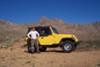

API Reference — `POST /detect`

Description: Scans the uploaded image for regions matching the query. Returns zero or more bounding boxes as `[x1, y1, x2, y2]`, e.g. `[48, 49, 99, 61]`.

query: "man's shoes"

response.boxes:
[36, 51, 40, 53]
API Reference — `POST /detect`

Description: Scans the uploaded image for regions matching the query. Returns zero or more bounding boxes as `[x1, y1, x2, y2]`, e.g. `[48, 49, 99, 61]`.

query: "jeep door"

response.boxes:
[36, 27, 56, 45]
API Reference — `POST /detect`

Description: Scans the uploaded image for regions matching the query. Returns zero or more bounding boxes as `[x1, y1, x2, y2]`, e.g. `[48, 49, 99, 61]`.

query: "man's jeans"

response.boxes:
[31, 39, 40, 52]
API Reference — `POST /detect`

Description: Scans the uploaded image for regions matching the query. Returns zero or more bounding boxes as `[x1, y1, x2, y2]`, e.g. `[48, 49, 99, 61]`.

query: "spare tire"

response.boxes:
[28, 44, 35, 53]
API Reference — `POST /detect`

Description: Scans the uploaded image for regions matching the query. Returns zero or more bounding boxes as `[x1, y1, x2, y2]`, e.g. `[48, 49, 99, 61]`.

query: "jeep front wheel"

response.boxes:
[61, 41, 75, 53]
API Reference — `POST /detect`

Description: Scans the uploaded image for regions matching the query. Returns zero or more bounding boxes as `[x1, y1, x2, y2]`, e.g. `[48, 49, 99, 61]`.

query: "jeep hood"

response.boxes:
[55, 33, 79, 42]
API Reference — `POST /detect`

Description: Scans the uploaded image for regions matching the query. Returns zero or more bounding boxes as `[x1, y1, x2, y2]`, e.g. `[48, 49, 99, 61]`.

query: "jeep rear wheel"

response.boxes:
[61, 41, 75, 53]
[39, 46, 47, 52]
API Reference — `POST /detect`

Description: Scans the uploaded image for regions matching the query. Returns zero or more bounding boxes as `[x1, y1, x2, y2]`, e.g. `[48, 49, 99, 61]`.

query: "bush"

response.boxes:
[77, 40, 100, 51]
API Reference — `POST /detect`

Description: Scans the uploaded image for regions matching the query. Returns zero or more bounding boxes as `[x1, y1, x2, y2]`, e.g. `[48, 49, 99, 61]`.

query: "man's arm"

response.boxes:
[36, 31, 40, 37]
[27, 31, 31, 38]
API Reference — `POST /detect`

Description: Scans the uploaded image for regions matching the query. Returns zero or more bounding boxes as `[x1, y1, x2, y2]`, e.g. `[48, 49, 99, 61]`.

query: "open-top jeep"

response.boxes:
[26, 26, 79, 53]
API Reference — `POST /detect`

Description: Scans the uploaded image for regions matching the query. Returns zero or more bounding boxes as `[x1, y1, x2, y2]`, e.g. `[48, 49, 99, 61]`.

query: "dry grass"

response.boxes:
[0, 20, 26, 48]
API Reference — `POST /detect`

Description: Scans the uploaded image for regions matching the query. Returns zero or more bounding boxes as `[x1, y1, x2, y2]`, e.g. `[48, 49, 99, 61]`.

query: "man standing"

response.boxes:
[27, 27, 40, 53]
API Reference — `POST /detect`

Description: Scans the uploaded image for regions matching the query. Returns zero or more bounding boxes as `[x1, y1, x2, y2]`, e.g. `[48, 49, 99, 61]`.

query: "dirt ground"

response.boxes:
[0, 39, 100, 67]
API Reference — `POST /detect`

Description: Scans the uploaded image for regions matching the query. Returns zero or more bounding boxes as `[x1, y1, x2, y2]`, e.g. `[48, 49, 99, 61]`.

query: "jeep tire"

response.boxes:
[39, 46, 47, 52]
[61, 41, 75, 53]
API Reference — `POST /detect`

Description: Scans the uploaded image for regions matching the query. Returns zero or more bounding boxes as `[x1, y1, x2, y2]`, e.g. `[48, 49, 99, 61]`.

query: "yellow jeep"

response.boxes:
[26, 26, 79, 53]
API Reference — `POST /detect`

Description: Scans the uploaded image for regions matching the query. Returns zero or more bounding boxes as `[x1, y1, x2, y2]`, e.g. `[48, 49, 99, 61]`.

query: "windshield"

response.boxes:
[35, 26, 52, 36]
[52, 27, 59, 34]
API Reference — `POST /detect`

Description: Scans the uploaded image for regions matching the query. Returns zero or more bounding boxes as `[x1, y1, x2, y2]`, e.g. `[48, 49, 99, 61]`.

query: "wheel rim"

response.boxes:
[64, 43, 72, 51]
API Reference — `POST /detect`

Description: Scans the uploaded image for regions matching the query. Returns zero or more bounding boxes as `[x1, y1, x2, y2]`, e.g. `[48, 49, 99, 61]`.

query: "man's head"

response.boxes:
[31, 27, 35, 31]
[28, 26, 35, 31]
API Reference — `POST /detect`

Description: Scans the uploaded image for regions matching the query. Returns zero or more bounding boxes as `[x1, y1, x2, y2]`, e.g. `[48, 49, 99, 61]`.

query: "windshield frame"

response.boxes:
[51, 27, 59, 34]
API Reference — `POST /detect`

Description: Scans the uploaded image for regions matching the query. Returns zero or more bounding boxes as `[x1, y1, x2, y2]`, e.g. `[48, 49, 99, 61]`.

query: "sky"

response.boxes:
[0, 0, 100, 24]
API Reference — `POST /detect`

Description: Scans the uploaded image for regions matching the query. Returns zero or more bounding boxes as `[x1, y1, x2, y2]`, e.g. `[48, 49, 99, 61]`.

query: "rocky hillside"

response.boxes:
[0, 20, 26, 48]
[0, 18, 100, 50]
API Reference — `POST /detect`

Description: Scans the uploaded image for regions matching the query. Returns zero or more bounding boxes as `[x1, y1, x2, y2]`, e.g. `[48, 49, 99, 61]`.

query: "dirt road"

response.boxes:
[0, 39, 100, 67]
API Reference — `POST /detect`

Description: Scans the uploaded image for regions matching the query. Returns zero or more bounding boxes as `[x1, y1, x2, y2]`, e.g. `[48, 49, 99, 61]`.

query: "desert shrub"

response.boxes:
[77, 40, 100, 51]
[0, 30, 25, 48]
